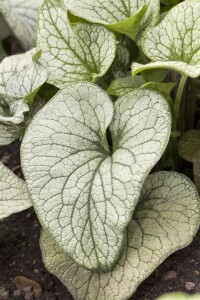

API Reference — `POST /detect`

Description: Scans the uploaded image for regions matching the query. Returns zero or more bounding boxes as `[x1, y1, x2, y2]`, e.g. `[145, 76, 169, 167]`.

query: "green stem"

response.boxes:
[173, 74, 188, 131]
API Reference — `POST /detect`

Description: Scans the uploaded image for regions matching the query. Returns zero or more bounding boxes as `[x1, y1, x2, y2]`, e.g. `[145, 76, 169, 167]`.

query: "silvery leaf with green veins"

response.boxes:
[36, 0, 116, 89]
[0, 94, 29, 145]
[0, 49, 35, 95]
[5, 62, 47, 103]
[132, 0, 200, 78]
[178, 130, 200, 194]
[107, 76, 145, 97]
[0, 124, 20, 145]
[62, 0, 160, 41]
[0, 162, 31, 220]
[0, 0, 42, 50]
[21, 83, 171, 272]
[40, 171, 200, 300]
[0, 96, 29, 125]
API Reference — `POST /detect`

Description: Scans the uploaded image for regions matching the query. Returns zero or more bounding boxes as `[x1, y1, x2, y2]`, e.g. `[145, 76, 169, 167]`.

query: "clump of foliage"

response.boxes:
[0, 0, 200, 299]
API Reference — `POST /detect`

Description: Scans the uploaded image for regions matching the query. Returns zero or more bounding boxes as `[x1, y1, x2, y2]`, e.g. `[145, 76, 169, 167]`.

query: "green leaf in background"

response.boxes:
[0, 162, 31, 219]
[36, 0, 116, 89]
[0, 0, 42, 50]
[40, 171, 200, 300]
[178, 130, 200, 194]
[0, 13, 11, 61]
[112, 45, 130, 79]
[194, 154, 200, 195]
[0, 49, 35, 94]
[63, 0, 160, 41]
[0, 44, 6, 62]
[21, 83, 171, 271]
[141, 69, 167, 82]
[132, 0, 200, 78]
[157, 292, 200, 300]
[178, 130, 200, 162]
[107, 76, 145, 97]
[5, 62, 47, 103]
[141, 82, 176, 109]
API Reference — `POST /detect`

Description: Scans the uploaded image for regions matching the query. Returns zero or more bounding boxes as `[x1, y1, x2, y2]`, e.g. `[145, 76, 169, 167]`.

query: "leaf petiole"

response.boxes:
[173, 74, 188, 131]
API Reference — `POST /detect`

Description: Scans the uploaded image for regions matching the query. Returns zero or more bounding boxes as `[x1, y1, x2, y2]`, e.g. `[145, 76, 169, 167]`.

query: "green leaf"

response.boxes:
[40, 171, 200, 300]
[132, 0, 200, 78]
[142, 82, 176, 95]
[36, 0, 116, 89]
[157, 292, 200, 300]
[142, 69, 167, 82]
[107, 76, 145, 97]
[0, 0, 42, 50]
[63, 0, 160, 41]
[141, 82, 176, 109]
[178, 130, 200, 163]
[0, 49, 35, 94]
[5, 62, 47, 103]
[194, 153, 200, 194]
[0, 43, 6, 62]
[0, 162, 31, 219]
[0, 13, 12, 61]
[21, 83, 171, 271]
[112, 45, 130, 79]
[178, 130, 200, 195]
[0, 13, 11, 40]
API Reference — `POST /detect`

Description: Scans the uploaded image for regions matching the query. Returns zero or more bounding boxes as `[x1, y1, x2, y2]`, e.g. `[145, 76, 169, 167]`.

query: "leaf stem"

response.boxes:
[173, 74, 188, 131]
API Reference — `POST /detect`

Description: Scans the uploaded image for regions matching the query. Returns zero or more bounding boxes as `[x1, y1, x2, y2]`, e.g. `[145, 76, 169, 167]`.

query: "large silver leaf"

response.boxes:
[40, 171, 200, 300]
[21, 83, 171, 271]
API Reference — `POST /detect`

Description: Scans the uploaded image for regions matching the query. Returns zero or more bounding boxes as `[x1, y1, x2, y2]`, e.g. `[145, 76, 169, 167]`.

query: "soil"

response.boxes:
[0, 141, 200, 300]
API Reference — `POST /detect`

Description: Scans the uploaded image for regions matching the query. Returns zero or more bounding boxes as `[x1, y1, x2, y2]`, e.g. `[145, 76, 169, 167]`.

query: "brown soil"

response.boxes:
[0, 141, 200, 300]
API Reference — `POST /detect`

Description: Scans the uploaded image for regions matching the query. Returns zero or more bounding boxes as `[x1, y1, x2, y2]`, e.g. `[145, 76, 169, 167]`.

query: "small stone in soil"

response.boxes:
[12, 290, 22, 297]
[162, 271, 177, 281]
[22, 286, 32, 293]
[0, 288, 9, 300]
[24, 291, 34, 300]
[185, 281, 196, 291]
[13, 276, 42, 296]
